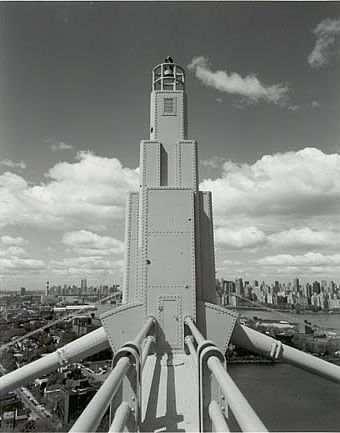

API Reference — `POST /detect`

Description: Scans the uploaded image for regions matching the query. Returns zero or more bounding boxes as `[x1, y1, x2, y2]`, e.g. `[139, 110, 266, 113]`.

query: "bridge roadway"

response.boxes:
[141, 353, 199, 432]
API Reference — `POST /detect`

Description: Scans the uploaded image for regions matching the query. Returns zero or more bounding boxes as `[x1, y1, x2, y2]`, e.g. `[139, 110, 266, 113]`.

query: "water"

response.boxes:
[228, 363, 340, 432]
[228, 309, 340, 431]
[237, 308, 340, 335]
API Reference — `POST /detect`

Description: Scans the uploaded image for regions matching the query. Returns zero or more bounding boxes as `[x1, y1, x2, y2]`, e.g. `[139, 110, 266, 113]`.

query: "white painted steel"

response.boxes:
[207, 356, 268, 432]
[184, 317, 205, 344]
[70, 319, 153, 432]
[185, 336, 197, 368]
[134, 316, 155, 347]
[231, 324, 340, 384]
[208, 400, 230, 432]
[108, 401, 132, 432]
[0, 327, 109, 395]
[69, 357, 130, 433]
[141, 336, 155, 369]
[141, 353, 199, 432]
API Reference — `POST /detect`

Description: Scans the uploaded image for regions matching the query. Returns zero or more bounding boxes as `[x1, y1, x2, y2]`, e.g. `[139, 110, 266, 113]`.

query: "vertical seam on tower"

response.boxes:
[208, 192, 216, 299]
[175, 142, 181, 187]
[142, 188, 148, 320]
[195, 191, 203, 303]
[193, 141, 198, 191]
[124, 193, 132, 302]
[157, 142, 161, 186]
[134, 193, 139, 301]
[190, 191, 196, 321]
[154, 94, 158, 139]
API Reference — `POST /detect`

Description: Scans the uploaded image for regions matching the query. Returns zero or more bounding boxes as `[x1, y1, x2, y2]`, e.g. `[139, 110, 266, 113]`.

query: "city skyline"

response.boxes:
[1, 3, 340, 289]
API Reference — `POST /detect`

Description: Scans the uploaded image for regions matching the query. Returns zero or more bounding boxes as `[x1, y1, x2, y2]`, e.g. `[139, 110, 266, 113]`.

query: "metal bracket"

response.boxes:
[198, 341, 225, 433]
[270, 340, 283, 359]
[56, 348, 69, 367]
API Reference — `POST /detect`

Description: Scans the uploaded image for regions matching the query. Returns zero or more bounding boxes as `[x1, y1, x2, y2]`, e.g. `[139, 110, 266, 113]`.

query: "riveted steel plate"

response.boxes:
[100, 302, 144, 353]
[123, 192, 139, 302]
[158, 296, 182, 350]
[176, 141, 197, 189]
[140, 141, 161, 187]
[147, 189, 193, 232]
[147, 235, 193, 285]
[198, 191, 216, 303]
[197, 301, 239, 352]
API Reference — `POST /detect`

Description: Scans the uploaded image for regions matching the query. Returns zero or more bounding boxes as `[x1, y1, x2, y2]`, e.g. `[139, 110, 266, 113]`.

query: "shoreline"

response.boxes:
[229, 307, 340, 314]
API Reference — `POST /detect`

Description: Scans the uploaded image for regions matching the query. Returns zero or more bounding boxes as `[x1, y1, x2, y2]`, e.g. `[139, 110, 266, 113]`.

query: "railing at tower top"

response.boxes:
[0, 312, 339, 432]
[152, 62, 185, 91]
[230, 322, 340, 384]
[184, 315, 340, 432]
[69, 316, 155, 433]
[185, 317, 268, 432]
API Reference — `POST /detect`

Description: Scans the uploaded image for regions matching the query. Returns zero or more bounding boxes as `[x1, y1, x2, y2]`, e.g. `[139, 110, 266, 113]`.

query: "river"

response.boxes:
[228, 363, 340, 431]
[227, 308, 340, 431]
[236, 308, 340, 335]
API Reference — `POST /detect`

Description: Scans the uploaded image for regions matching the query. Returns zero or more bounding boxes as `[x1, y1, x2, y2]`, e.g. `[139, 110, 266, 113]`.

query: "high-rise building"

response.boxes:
[312, 281, 321, 295]
[235, 278, 244, 298]
[303, 283, 312, 299]
[20, 287, 26, 297]
[274, 281, 280, 293]
[80, 279, 87, 293]
[293, 278, 300, 292]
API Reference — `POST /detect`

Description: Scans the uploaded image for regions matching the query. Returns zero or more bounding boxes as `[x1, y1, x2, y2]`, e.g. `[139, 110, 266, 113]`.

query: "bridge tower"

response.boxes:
[122, 57, 216, 346]
[1, 58, 339, 433]
[100, 58, 234, 357]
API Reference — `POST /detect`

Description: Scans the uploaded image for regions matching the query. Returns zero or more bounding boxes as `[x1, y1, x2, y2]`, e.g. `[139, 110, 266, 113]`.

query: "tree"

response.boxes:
[0, 350, 17, 371]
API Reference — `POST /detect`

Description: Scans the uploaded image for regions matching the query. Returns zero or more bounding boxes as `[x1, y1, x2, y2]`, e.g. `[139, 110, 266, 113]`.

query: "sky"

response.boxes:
[1, 2, 340, 290]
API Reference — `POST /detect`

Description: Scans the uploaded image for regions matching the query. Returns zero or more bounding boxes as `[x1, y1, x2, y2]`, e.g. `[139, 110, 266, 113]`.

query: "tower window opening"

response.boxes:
[163, 97, 175, 115]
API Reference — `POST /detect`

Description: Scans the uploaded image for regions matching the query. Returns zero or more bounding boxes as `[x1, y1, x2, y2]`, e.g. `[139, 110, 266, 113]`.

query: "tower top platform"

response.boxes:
[152, 57, 185, 91]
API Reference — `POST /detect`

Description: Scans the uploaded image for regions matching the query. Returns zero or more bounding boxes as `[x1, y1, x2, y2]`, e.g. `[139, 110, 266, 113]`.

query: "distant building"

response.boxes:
[1, 411, 15, 431]
[328, 299, 340, 310]
[20, 287, 26, 296]
[62, 379, 99, 424]
[312, 281, 321, 295]
[80, 279, 87, 293]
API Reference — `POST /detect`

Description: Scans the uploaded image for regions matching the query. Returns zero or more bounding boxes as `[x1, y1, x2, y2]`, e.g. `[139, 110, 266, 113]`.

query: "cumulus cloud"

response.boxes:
[50, 256, 123, 275]
[200, 147, 340, 218]
[0, 243, 45, 274]
[308, 18, 340, 68]
[223, 259, 241, 265]
[187, 56, 289, 105]
[46, 138, 74, 152]
[1, 151, 139, 230]
[1, 235, 28, 246]
[268, 228, 340, 248]
[311, 100, 321, 109]
[1, 257, 46, 272]
[0, 246, 27, 257]
[1, 159, 26, 170]
[51, 142, 73, 152]
[201, 156, 226, 169]
[214, 226, 340, 251]
[257, 252, 340, 267]
[215, 226, 266, 249]
[62, 230, 124, 256]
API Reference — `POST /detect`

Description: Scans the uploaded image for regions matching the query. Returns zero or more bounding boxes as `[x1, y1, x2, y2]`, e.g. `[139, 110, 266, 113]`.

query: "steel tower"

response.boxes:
[0, 58, 339, 433]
